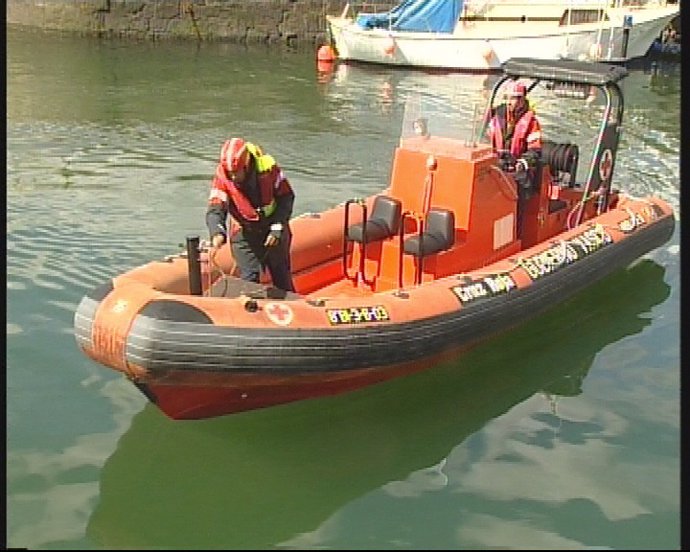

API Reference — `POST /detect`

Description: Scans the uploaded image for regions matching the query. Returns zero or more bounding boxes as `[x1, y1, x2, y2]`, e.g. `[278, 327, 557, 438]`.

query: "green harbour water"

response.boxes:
[6, 26, 681, 549]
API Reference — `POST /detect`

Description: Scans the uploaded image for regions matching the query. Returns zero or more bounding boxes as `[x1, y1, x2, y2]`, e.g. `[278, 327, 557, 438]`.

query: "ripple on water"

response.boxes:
[7, 281, 28, 291]
[7, 323, 23, 335]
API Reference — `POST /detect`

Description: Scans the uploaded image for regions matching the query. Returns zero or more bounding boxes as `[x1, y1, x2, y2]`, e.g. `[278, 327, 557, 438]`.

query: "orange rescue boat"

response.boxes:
[74, 58, 675, 420]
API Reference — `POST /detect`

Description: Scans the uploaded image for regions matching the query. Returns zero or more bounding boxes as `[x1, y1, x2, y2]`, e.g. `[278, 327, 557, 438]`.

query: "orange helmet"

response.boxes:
[505, 81, 526, 98]
[220, 138, 249, 174]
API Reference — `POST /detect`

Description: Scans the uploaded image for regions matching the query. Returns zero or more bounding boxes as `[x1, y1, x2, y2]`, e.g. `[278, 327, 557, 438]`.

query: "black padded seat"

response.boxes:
[347, 195, 402, 243]
[403, 208, 455, 257]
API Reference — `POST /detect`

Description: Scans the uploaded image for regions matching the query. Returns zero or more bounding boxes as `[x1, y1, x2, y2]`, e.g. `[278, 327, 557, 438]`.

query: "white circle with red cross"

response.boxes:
[599, 148, 613, 182]
[264, 302, 294, 326]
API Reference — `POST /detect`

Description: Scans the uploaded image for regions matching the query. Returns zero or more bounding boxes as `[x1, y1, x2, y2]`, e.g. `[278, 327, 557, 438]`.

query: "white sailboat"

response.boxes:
[326, 0, 680, 70]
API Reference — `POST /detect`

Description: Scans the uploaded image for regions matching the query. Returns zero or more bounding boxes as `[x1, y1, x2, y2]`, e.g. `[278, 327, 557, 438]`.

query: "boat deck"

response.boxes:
[310, 277, 377, 299]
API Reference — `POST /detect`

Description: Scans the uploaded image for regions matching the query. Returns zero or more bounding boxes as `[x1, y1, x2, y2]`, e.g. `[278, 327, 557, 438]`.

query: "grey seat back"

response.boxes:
[403, 208, 455, 257]
[347, 195, 402, 243]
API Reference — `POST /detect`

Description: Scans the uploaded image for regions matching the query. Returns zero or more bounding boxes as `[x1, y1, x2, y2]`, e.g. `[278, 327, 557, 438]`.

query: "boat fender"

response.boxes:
[383, 35, 396, 56]
[589, 43, 602, 60]
[482, 43, 498, 65]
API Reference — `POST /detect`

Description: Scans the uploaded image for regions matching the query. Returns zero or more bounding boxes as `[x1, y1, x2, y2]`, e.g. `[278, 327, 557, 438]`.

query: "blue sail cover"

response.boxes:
[356, 0, 463, 33]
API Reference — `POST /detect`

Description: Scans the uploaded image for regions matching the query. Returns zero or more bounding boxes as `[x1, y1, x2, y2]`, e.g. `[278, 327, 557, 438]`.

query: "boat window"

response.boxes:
[400, 93, 484, 146]
[559, 9, 608, 25]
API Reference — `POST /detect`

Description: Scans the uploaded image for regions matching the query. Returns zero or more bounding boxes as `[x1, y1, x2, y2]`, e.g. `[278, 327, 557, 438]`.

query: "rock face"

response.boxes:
[6, 0, 395, 46]
[7, 1, 680, 47]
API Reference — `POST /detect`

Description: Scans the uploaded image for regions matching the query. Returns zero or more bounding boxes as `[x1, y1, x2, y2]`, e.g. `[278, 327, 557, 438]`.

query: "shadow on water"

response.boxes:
[86, 260, 669, 549]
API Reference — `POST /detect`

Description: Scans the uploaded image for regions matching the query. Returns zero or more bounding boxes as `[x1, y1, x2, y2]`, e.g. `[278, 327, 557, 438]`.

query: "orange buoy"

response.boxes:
[317, 44, 336, 63]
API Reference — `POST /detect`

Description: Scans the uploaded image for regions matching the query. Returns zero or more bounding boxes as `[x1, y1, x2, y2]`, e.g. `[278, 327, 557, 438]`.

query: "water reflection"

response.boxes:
[318, 62, 500, 121]
[645, 60, 680, 96]
[87, 260, 669, 549]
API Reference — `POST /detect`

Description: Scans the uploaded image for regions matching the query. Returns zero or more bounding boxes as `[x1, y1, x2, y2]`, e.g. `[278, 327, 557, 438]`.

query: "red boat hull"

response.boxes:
[134, 347, 468, 420]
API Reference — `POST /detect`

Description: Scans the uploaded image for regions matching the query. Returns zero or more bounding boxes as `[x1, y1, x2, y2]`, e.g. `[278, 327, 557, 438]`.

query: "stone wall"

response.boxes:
[6, 0, 396, 46]
[9, 1, 678, 48]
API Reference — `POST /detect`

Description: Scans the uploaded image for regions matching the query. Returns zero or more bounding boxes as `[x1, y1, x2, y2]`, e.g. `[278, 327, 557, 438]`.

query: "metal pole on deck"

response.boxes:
[621, 14, 632, 59]
[186, 235, 203, 296]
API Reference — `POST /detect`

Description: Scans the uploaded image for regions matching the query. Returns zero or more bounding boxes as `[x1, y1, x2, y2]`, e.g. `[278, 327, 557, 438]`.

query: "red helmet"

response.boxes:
[505, 81, 526, 98]
[220, 138, 249, 174]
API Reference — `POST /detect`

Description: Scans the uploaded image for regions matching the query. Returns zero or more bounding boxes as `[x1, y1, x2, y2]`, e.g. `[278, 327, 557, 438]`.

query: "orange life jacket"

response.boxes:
[210, 147, 279, 222]
[490, 109, 540, 158]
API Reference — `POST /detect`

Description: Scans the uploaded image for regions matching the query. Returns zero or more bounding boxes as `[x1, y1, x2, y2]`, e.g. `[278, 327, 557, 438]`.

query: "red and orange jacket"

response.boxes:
[206, 142, 294, 238]
[488, 104, 543, 159]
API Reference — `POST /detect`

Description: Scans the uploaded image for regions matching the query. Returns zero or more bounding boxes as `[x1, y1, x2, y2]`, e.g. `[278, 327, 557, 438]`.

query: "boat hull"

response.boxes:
[74, 196, 674, 420]
[131, 348, 467, 420]
[326, 5, 679, 70]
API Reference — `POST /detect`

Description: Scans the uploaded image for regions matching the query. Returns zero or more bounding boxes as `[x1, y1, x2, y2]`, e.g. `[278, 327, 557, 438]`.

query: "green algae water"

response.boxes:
[6, 26, 681, 550]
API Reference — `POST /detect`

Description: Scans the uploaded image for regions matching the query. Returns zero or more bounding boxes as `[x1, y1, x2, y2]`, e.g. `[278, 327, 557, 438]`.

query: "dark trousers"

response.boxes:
[514, 169, 537, 238]
[230, 225, 295, 292]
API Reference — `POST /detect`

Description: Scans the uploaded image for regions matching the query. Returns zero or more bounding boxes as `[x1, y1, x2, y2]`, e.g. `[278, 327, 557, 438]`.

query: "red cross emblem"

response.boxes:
[599, 149, 613, 182]
[265, 302, 293, 326]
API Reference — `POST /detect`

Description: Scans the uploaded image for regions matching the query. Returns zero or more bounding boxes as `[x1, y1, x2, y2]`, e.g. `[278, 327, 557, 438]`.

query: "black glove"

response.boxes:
[515, 158, 529, 172]
[264, 223, 283, 247]
[499, 151, 516, 172]
[521, 150, 540, 168]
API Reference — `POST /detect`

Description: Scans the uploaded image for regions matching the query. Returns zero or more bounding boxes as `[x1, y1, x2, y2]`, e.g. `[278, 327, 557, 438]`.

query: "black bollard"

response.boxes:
[186, 235, 203, 296]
